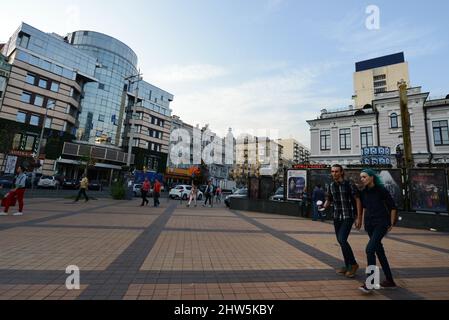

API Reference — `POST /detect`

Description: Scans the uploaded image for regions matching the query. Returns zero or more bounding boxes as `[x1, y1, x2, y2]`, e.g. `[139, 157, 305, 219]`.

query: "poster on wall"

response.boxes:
[5, 155, 18, 174]
[409, 169, 448, 213]
[287, 170, 307, 201]
[379, 170, 404, 210]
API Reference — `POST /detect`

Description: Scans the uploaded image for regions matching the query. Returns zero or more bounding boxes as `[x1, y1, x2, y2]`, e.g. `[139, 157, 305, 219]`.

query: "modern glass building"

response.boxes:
[0, 23, 174, 181]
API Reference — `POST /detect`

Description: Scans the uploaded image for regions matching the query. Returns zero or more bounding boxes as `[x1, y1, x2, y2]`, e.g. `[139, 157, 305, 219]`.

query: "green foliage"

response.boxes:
[111, 179, 126, 200]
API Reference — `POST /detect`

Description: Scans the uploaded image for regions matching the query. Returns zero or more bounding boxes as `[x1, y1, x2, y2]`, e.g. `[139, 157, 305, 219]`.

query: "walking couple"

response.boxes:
[322, 164, 398, 293]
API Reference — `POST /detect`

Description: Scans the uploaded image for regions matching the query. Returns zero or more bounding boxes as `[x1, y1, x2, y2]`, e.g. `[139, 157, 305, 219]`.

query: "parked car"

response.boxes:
[133, 184, 142, 197]
[37, 175, 60, 189]
[269, 186, 285, 202]
[88, 180, 102, 191]
[169, 185, 203, 200]
[224, 188, 248, 207]
[62, 178, 78, 190]
[0, 175, 15, 189]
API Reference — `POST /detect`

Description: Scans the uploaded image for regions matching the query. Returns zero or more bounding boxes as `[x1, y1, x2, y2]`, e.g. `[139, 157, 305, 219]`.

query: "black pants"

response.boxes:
[204, 193, 212, 206]
[365, 223, 394, 282]
[334, 218, 357, 267]
[76, 188, 88, 202]
[141, 190, 148, 206]
[153, 192, 160, 207]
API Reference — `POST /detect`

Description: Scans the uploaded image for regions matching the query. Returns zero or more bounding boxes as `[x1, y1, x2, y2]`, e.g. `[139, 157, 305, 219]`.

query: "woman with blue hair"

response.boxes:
[357, 168, 398, 293]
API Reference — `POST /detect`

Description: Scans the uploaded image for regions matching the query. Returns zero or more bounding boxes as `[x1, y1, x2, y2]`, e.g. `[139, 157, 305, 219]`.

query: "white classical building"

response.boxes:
[307, 87, 449, 167]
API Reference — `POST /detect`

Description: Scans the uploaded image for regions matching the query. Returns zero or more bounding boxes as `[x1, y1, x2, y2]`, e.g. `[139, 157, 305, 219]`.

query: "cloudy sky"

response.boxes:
[1, 0, 448, 147]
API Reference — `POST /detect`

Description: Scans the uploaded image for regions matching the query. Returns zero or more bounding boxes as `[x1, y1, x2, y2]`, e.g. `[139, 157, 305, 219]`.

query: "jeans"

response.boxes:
[334, 218, 357, 267]
[365, 223, 394, 282]
[76, 188, 89, 202]
[141, 190, 149, 206]
[312, 204, 322, 221]
[153, 192, 160, 207]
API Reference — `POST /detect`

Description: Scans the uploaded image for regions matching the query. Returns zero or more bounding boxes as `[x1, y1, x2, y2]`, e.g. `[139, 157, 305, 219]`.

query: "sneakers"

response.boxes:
[345, 264, 359, 278]
[0, 211, 8, 216]
[13, 212, 23, 216]
[380, 280, 397, 289]
[358, 284, 374, 294]
[336, 266, 348, 275]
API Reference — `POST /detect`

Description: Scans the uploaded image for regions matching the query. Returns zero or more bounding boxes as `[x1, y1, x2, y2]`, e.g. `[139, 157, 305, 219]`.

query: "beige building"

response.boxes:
[277, 138, 310, 164]
[353, 52, 410, 109]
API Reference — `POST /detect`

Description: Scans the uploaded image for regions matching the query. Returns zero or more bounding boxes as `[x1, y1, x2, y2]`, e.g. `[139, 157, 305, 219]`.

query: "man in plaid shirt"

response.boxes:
[323, 164, 362, 278]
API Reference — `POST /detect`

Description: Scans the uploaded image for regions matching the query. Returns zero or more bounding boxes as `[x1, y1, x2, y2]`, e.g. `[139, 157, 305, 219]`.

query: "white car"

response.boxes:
[169, 185, 203, 200]
[37, 176, 60, 189]
[133, 184, 142, 197]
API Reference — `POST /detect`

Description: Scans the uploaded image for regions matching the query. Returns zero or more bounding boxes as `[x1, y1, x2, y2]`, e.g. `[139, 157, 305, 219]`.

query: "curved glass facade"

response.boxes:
[67, 31, 139, 146]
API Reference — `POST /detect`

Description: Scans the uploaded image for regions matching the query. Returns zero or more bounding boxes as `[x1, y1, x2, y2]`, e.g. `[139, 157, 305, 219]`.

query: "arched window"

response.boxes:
[390, 113, 399, 128]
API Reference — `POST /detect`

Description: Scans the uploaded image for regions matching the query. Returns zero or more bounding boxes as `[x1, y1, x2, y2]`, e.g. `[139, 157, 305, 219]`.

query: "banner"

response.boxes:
[5, 155, 18, 174]
[409, 169, 448, 213]
[287, 170, 307, 201]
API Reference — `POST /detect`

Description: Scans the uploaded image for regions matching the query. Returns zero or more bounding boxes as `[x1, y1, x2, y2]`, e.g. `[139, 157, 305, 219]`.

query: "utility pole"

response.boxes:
[125, 70, 142, 168]
[398, 79, 413, 168]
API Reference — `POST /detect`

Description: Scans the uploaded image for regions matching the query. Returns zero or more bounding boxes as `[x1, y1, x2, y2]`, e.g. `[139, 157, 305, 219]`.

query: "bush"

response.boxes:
[111, 180, 126, 200]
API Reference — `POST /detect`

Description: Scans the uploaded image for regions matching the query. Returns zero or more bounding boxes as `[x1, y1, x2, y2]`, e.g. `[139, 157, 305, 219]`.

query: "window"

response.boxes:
[26, 73, 36, 85]
[320, 130, 331, 151]
[21, 92, 32, 104]
[433, 121, 449, 146]
[95, 130, 103, 137]
[375, 88, 387, 94]
[390, 113, 399, 128]
[373, 74, 386, 81]
[53, 65, 63, 76]
[30, 114, 40, 126]
[98, 114, 105, 122]
[98, 83, 105, 90]
[34, 95, 44, 107]
[50, 82, 59, 92]
[18, 32, 30, 48]
[12, 134, 22, 150]
[360, 127, 374, 148]
[340, 128, 351, 150]
[38, 78, 48, 89]
[45, 117, 52, 129]
[40, 60, 51, 71]
[24, 135, 36, 151]
[133, 139, 139, 147]
[47, 99, 56, 109]
[374, 81, 387, 87]
[16, 111, 26, 123]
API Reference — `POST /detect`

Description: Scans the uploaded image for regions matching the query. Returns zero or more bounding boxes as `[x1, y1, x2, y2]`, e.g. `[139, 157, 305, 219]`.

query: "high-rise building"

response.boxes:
[353, 52, 410, 108]
[0, 23, 173, 181]
[277, 138, 310, 164]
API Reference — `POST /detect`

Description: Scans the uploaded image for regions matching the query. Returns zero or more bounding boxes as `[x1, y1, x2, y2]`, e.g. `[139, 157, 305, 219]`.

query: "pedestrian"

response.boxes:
[187, 182, 198, 208]
[75, 174, 89, 202]
[215, 186, 222, 204]
[312, 184, 326, 221]
[358, 169, 398, 293]
[1, 165, 27, 216]
[322, 164, 362, 278]
[203, 181, 213, 208]
[140, 178, 150, 206]
[153, 179, 161, 207]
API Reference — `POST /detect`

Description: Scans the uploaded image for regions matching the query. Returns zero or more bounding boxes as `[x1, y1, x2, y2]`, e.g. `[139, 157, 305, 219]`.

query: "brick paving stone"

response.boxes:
[1, 199, 448, 300]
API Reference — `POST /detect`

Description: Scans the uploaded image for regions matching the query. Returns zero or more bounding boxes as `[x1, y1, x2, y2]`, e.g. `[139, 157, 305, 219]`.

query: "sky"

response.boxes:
[1, 0, 448, 147]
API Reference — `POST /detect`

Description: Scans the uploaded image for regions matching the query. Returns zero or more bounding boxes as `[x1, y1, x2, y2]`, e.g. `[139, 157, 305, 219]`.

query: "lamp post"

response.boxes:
[32, 100, 53, 188]
[125, 70, 142, 168]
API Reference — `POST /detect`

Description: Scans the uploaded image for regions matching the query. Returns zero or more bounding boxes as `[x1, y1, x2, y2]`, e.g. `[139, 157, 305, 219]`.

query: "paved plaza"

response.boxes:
[0, 197, 448, 300]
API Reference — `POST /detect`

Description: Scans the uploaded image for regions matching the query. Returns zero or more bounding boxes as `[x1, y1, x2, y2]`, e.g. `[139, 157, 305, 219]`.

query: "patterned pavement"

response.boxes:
[0, 197, 448, 300]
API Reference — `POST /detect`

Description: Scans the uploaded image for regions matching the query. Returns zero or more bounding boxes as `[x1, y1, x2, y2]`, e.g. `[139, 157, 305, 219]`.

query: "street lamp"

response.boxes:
[32, 100, 54, 188]
[124, 70, 143, 168]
